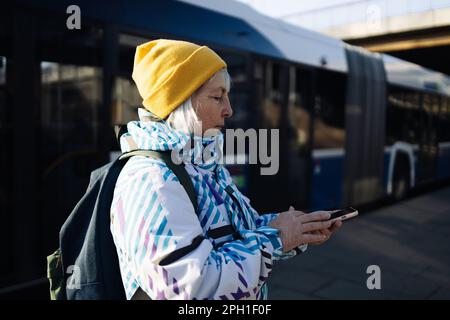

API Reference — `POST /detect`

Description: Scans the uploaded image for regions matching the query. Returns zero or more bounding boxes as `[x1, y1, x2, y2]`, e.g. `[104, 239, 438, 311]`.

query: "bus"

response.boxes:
[1, 0, 449, 297]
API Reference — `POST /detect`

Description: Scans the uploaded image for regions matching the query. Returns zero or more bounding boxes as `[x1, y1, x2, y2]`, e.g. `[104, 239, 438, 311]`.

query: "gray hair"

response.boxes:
[166, 68, 231, 134]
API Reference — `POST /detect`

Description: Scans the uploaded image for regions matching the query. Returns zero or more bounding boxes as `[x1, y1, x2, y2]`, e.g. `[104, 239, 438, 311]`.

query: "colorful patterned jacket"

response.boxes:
[110, 109, 306, 300]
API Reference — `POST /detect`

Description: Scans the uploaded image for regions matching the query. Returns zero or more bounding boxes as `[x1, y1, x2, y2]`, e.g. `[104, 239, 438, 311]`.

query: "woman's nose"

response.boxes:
[222, 98, 233, 118]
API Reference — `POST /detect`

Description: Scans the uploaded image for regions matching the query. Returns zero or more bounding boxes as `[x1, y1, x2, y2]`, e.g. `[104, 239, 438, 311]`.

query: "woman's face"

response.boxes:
[192, 72, 233, 134]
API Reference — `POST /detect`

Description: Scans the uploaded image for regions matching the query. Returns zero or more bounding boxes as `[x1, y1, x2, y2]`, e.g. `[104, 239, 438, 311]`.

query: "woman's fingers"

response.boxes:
[299, 211, 331, 223]
[275, 207, 344, 250]
[318, 228, 332, 237]
[329, 219, 343, 232]
[302, 233, 328, 244]
[303, 220, 333, 233]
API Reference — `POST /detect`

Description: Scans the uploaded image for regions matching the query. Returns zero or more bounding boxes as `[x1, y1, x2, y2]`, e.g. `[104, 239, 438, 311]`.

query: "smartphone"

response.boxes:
[329, 207, 358, 221]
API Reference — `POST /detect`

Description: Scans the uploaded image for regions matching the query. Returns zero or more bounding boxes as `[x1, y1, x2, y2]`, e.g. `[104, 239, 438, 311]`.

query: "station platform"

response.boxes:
[269, 186, 450, 299]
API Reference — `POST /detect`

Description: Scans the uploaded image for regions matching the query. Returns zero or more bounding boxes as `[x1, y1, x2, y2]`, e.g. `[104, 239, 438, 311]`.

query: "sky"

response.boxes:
[236, 0, 450, 18]
[235, 0, 358, 18]
[234, 0, 450, 35]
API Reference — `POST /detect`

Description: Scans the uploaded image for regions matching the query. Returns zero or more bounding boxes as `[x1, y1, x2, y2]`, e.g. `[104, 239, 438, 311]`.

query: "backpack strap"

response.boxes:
[119, 150, 198, 215]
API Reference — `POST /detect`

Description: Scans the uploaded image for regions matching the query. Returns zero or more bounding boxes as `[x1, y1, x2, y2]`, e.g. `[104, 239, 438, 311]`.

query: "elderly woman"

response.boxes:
[110, 39, 342, 300]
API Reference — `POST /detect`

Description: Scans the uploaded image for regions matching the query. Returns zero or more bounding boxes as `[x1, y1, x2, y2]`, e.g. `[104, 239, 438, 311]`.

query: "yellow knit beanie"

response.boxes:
[132, 39, 227, 119]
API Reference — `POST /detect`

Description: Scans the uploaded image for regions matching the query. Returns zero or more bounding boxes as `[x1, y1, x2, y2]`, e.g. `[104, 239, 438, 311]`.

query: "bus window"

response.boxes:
[439, 96, 450, 143]
[261, 61, 282, 129]
[247, 60, 288, 211]
[418, 92, 440, 182]
[112, 76, 140, 125]
[309, 69, 346, 210]
[37, 16, 104, 260]
[40, 62, 102, 250]
[286, 66, 315, 209]
[288, 67, 312, 153]
[313, 70, 346, 150]
[386, 86, 421, 145]
[422, 93, 440, 151]
[41, 62, 101, 149]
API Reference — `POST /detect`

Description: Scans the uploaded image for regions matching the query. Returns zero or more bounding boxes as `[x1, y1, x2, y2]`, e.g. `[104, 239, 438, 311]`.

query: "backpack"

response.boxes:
[46, 149, 198, 300]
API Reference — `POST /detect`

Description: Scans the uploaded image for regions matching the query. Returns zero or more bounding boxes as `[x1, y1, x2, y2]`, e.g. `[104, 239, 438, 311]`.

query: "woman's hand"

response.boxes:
[308, 217, 342, 245]
[269, 206, 343, 252]
[269, 207, 334, 252]
[289, 206, 343, 246]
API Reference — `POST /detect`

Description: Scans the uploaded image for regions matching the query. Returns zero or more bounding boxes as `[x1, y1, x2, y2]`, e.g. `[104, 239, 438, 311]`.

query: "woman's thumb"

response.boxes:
[289, 206, 295, 211]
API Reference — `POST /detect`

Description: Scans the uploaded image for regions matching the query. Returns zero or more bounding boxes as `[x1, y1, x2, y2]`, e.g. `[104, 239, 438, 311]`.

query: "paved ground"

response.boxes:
[268, 186, 450, 299]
